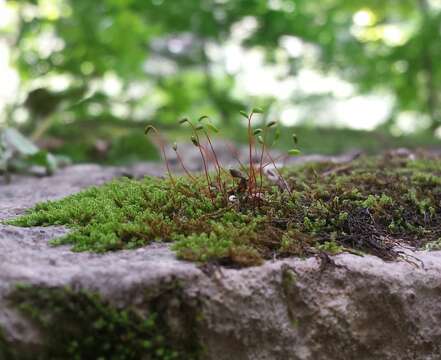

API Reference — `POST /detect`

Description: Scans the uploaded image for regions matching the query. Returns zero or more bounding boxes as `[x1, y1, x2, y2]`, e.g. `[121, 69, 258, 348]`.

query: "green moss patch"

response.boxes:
[0, 327, 17, 360]
[10, 156, 441, 267]
[9, 285, 201, 359]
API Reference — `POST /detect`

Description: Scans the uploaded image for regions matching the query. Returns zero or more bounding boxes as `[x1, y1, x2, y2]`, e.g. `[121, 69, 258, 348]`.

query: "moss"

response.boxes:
[0, 327, 15, 360]
[281, 267, 297, 289]
[316, 240, 345, 255]
[8, 284, 201, 360]
[424, 238, 441, 251]
[280, 265, 299, 327]
[9, 155, 441, 267]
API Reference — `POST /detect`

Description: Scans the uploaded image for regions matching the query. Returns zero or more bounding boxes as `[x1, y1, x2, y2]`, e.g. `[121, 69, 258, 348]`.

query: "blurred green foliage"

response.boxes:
[3, 0, 441, 163]
[232, 125, 441, 155]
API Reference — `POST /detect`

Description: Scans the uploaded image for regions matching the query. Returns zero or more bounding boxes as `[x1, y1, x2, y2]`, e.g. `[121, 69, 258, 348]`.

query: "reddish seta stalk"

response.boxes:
[258, 127, 268, 200]
[202, 129, 226, 198]
[173, 148, 197, 181]
[197, 142, 214, 203]
[247, 112, 257, 198]
[145, 125, 175, 187]
[185, 121, 214, 203]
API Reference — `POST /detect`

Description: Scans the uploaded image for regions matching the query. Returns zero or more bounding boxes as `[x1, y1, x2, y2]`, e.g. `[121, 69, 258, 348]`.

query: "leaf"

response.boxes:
[257, 135, 264, 144]
[288, 149, 301, 156]
[274, 127, 280, 141]
[28, 151, 58, 175]
[144, 125, 154, 134]
[206, 123, 219, 133]
[239, 110, 249, 119]
[252, 107, 264, 114]
[3, 128, 39, 156]
[198, 115, 209, 122]
[253, 128, 263, 135]
[266, 121, 277, 128]
[179, 118, 189, 124]
[172, 142, 178, 151]
[45, 153, 58, 175]
[292, 133, 298, 145]
[195, 124, 204, 131]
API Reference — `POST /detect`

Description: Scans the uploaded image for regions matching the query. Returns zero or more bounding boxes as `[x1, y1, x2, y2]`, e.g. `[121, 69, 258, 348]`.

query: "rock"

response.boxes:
[1, 163, 441, 359]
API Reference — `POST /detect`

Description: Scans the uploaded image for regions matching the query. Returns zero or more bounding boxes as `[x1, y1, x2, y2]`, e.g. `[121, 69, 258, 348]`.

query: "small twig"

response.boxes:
[261, 153, 288, 169]
[264, 149, 291, 194]
[198, 204, 236, 221]
[321, 164, 352, 177]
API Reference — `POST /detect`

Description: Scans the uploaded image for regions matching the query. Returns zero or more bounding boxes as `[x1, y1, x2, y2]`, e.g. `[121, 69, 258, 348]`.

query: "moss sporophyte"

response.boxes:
[7, 111, 441, 267]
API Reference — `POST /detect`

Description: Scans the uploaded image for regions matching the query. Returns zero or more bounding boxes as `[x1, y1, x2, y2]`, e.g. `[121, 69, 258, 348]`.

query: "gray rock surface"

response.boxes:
[1, 162, 441, 359]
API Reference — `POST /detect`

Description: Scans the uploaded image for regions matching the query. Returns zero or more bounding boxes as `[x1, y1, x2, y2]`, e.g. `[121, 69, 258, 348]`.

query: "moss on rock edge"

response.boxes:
[7, 284, 201, 360]
[0, 327, 17, 360]
[9, 155, 441, 267]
